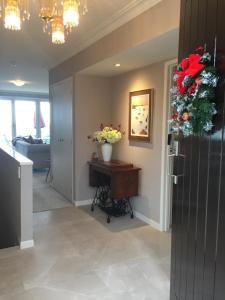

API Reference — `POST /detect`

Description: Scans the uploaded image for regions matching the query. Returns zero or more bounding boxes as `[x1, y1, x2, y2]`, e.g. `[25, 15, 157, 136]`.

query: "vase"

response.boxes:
[101, 143, 112, 162]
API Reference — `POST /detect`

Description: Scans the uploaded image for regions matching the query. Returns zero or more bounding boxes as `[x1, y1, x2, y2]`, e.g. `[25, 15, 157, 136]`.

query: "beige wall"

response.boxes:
[50, 0, 180, 84]
[74, 75, 112, 201]
[74, 60, 168, 225]
[111, 61, 166, 224]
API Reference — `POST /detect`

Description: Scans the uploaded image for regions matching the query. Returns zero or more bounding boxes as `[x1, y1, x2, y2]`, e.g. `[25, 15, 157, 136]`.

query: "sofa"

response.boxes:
[14, 140, 50, 169]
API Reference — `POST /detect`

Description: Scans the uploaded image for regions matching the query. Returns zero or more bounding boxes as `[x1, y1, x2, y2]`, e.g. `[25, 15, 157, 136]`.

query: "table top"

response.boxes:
[88, 159, 141, 172]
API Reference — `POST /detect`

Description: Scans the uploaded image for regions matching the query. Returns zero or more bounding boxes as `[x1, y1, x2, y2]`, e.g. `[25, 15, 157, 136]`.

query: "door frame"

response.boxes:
[160, 58, 177, 232]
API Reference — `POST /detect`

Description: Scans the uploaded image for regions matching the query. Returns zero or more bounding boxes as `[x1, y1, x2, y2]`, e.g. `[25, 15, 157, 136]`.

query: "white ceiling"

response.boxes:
[80, 29, 179, 77]
[0, 0, 163, 93]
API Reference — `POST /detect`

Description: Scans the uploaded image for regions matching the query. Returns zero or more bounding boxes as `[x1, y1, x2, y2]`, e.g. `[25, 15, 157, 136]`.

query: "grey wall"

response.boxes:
[0, 148, 20, 246]
[0, 146, 33, 247]
[20, 164, 33, 243]
[74, 75, 112, 201]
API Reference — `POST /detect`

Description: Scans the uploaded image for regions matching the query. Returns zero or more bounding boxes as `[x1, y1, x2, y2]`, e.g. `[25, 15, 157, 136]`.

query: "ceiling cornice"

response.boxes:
[52, 0, 162, 68]
[0, 90, 49, 100]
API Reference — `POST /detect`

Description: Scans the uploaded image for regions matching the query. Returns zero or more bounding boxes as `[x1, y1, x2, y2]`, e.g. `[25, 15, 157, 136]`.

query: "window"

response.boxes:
[0, 98, 50, 144]
[40, 101, 50, 143]
[0, 100, 12, 144]
[15, 101, 36, 137]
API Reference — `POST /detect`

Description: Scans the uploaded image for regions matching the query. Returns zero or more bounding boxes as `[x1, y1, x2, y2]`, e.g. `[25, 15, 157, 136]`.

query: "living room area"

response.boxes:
[0, 95, 72, 212]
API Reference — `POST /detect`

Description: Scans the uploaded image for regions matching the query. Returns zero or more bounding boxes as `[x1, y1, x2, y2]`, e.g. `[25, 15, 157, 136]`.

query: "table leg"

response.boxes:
[91, 186, 99, 211]
[127, 197, 134, 219]
[45, 166, 51, 183]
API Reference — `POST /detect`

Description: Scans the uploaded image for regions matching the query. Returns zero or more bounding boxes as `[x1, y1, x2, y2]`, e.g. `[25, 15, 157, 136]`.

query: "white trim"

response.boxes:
[20, 240, 34, 250]
[160, 58, 178, 232]
[134, 210, 161, 231]
[75, 199, 92, 207]
[0, 90, 49, 99]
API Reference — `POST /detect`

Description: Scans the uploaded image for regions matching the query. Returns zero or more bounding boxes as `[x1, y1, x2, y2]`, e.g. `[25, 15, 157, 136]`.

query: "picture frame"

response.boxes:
[129, 89, 154, 142]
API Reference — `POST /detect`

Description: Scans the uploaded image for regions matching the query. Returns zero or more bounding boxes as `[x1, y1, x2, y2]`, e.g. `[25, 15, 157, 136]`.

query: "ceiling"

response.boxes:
[80, 29, 179, 77]
[0, 0, 163, 93]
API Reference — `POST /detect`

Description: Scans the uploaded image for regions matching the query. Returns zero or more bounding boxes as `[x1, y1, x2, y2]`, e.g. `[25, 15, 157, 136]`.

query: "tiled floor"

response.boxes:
[0, 206, 171, 300]
[33, 171, 73, 212]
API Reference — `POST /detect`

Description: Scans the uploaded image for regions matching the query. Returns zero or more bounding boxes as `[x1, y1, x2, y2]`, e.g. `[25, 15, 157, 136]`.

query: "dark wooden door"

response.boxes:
[170, 1, 225, 299]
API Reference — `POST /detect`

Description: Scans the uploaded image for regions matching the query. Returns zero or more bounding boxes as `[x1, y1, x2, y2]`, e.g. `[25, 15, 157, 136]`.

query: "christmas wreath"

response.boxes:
[170, 47, 219, 136]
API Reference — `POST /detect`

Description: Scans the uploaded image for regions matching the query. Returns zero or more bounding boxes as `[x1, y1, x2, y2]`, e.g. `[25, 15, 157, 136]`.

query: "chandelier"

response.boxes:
[0, 0, 88, 44]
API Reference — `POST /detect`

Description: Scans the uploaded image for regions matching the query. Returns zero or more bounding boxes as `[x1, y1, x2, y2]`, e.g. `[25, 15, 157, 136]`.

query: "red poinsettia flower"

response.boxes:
[185, 57, 205, 77]
[172, 112, 179, 121]
[180, 58, 189, 71]
[188, 75, 203, 95]
[188, 82, 197, 95]
[176, 73, 187, 96]
[189, 53, 201, 62]
[175, 53, 205, 96]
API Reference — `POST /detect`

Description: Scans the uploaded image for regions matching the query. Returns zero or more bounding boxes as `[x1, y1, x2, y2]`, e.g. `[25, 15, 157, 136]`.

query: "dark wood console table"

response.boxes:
[88, 160, 141, 223]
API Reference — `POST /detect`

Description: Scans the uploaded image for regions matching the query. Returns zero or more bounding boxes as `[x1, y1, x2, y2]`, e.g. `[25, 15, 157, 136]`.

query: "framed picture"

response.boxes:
[129, 89, 153, 142]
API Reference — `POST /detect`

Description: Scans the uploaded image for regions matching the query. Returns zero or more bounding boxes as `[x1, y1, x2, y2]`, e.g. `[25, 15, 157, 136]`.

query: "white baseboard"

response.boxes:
[134, 211, 161, 231]
[75, 199, 92, 207]
[20, 239, 34, 250]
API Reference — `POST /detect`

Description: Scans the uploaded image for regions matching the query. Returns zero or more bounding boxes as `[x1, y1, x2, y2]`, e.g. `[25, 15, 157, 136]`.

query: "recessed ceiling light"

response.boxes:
[9, 80, 27, 87]
[115, 63, 121, 67]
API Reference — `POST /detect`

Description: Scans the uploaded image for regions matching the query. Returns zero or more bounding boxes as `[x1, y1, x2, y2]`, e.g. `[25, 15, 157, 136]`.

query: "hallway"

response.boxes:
[0, 206, 171, 300]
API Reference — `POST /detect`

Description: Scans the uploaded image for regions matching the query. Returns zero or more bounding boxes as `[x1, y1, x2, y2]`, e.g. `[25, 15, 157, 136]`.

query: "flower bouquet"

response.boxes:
[89, 124, 124, 162]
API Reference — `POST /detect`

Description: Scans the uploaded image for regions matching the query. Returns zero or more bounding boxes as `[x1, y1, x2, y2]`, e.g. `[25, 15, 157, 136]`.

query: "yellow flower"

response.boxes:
[94, 127, 122, 144]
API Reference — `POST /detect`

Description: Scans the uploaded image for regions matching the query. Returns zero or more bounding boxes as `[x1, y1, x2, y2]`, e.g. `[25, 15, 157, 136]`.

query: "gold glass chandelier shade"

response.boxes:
[39, 0, 55, 33]
[77, 0, 88, 15]
[4, 0, 21, 30]
[51, 15, 65, 44]
[63, 0, 79, 28]
[39, 0, 54, 22]
[2, 0, 30, 30]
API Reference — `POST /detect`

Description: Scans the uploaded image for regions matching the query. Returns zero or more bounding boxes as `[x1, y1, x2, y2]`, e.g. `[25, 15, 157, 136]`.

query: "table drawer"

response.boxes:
[111, 170, 139, 199]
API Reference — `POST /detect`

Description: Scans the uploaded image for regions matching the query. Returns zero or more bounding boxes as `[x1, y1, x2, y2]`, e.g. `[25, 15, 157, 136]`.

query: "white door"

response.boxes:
[50, 78, 73, 202]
